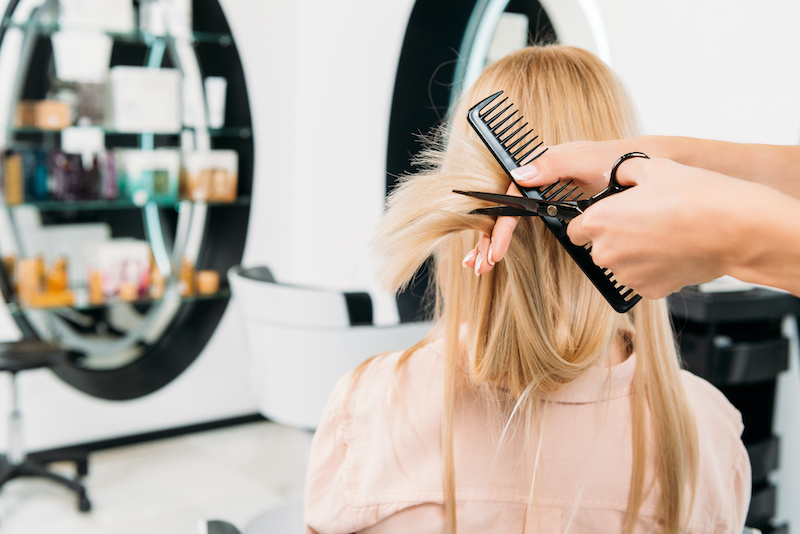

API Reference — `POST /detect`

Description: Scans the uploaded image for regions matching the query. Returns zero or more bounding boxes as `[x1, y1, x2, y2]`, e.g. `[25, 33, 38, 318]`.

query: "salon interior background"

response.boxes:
[0, 0, 797, 530]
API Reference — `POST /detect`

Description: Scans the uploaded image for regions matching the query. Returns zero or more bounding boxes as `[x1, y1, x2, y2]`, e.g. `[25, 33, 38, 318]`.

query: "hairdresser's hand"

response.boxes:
[462, 154, 756, 298]
[464, 140, 635, 275]
[566, 157, 741, 298]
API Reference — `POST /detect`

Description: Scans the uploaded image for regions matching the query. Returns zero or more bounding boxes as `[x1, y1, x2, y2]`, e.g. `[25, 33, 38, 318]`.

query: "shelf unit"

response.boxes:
[0, 0, 253, 400]
[669, 286, 799, 534]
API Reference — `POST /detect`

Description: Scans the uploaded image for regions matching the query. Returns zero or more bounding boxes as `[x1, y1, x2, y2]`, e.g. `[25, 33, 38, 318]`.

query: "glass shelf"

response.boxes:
[10, 126, 252, 139]
[1, 18, 235, 46]
[5, 195, 251, 212]
[8, 286, 231, 315]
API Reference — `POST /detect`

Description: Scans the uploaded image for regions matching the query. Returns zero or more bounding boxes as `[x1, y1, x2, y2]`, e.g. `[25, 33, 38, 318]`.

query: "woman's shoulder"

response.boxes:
[678, 369, 751, 530]
[678, 369, 743, 435]
[338, 337, 448, 420]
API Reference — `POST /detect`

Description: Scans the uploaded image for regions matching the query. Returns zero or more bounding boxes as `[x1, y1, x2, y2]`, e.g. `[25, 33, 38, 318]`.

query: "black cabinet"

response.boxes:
[669, 286, 799, 533]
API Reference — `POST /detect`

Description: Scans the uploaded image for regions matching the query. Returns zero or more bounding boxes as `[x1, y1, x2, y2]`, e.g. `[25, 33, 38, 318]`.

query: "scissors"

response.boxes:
[453, 152, 649, 222]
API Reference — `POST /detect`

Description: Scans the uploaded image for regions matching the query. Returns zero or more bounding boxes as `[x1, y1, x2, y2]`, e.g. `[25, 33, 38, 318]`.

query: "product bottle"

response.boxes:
[177, 257, 195, 297]
[45, 257, 68, 293]
[88, 268, 104, 305]
[150, 267, 165, 299]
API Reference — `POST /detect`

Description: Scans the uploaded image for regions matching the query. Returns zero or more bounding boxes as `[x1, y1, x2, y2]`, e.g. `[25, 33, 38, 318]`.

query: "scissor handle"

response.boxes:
[608, 151, 650, 192]
[583, 151, 650, 207]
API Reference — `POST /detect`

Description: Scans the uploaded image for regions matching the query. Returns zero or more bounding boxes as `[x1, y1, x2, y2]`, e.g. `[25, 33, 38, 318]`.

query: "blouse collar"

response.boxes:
[535, 353, 636, 404]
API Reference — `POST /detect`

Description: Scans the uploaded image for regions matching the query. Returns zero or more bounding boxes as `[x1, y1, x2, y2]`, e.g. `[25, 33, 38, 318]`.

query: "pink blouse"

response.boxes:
[305, 337, 751, 533]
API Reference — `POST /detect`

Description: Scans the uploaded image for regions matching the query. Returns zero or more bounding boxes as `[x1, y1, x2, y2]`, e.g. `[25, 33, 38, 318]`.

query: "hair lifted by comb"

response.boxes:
[370, 45, 698, 534]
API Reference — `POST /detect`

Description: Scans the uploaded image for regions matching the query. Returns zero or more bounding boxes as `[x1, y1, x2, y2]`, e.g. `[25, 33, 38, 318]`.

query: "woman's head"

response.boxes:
[376, 45, 639, 395]
[373, 44, 697, 533]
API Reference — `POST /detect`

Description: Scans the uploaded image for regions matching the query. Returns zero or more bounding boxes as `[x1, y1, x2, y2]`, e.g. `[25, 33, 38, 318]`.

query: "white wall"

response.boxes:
[601, 0, 800, 144]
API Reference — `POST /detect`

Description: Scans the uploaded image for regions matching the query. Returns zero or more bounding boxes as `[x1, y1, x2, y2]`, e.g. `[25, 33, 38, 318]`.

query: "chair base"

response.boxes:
[0, 453, 91, 512]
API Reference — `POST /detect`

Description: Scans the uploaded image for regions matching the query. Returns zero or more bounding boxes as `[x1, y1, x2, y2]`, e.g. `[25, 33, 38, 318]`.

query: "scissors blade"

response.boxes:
[470, 206, 535, 217]
[453, 190, 581, 221]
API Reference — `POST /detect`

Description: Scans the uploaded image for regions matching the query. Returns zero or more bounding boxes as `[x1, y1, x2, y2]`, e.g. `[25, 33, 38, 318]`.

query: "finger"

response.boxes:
[566, 215, 591, 246]
[510, 163, 551, 188]
[484, 181, 523, 268]
[461, 244, 478, 270]
[609, 156, 649, 187]
[474, 234, 492, 275]
[488, 214, 519, 267]
[511, 143, 595, 187]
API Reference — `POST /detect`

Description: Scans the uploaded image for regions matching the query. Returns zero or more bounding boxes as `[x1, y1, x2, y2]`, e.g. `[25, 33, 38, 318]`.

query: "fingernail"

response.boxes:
[511, 164, 538, 182]
[487, 243, 495, 266]
[474, 253, 482, 276]
[461, 249, 476, 268]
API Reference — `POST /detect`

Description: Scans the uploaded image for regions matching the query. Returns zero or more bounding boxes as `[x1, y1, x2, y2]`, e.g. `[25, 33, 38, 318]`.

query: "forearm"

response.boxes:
[718, 180, 800, 296]
[636, 136, 800, 199]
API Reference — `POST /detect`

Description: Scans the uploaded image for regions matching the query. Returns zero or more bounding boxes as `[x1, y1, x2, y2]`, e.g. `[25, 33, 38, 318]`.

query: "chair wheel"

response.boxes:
[78, 493, 91, 512]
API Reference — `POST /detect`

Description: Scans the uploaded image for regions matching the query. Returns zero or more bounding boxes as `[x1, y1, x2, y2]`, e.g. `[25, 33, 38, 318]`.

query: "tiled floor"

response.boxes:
[0, 421, 310, 534]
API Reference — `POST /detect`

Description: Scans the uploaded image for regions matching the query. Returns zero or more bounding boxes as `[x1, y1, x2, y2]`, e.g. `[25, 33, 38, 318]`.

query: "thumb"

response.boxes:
[610, 156, 650, 188]
[566, 214, 591, 246]
[510, 147, 568, 187]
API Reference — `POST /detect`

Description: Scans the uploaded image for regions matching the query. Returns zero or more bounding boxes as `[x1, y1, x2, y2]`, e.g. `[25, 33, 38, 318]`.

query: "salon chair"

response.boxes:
[227, 265, 431, 430]
[0, 340, 90, 511]
[224, 265, 431, 532]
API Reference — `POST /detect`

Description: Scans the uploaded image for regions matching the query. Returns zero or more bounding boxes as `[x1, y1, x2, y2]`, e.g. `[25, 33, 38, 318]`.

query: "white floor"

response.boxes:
[0, 421, 310, 534]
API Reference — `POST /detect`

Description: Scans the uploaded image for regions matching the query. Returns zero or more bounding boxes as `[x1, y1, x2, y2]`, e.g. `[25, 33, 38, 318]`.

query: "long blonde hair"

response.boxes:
[371, 45, 698, 533]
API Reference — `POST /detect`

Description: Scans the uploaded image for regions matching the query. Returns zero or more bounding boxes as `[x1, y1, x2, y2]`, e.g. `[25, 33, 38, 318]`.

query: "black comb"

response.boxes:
[467, 91, 641, 313]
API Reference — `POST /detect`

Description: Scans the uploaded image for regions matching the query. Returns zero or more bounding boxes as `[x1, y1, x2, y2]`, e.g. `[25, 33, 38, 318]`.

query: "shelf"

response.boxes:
[1, 18, 235, 46]
[8, 286, 230, 315]
[668, 286, 800, 323]
[5, 196, 251, 212]
[10, 126, 252, 139]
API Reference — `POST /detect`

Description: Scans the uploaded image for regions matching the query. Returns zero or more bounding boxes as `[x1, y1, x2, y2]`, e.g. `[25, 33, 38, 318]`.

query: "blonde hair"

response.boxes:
[371, 45, 698, 533]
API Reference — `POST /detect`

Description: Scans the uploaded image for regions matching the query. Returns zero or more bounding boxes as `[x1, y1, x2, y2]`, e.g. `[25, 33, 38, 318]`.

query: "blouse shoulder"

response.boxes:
[678, 370, 751, 531]
[304, 341, 448, 534]
[679, 370, 744, 436]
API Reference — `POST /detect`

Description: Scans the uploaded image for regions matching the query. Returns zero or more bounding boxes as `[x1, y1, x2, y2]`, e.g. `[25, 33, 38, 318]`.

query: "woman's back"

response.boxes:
[305, 337, 750, 533]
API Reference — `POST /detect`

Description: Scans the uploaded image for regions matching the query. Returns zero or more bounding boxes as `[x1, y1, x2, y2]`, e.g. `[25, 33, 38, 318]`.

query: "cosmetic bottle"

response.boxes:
[196, 270, 219, 295]
[16, 258, 40, 305]
[4, 152, 23, 205]
[150, 267, 165, 300]
[204, 77, 227, 129]
[88, 268, 104, 305]
[45, 257, 69, 293]
[177, 257, 195, 297]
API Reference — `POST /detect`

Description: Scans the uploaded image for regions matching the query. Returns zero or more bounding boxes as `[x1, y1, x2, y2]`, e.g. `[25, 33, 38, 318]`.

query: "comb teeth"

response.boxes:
[492, 111, 519, 136]
[467, 90, 641, 313]
[474, 92, 548, 168]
